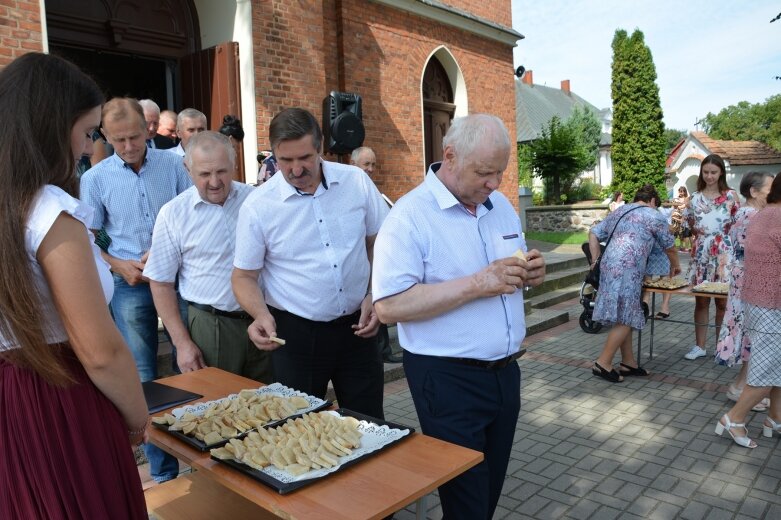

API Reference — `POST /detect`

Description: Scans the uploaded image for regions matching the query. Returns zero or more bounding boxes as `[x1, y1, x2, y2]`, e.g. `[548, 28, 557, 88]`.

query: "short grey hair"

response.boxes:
[442, 114, 511, 165]
[177, 108, 207, 131]
[138, 99, 160, 115]
[739, 171, 775, 200]
[350, 146, 373, 164]
[184, 131, 235, 170]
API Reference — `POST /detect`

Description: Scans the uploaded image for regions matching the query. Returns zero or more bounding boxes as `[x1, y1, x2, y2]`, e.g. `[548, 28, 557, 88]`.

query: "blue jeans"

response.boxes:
[110, 275, 185, 482]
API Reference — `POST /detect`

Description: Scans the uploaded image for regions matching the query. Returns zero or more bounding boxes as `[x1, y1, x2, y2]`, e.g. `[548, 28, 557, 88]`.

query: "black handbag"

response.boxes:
[585, 206, 643, 290]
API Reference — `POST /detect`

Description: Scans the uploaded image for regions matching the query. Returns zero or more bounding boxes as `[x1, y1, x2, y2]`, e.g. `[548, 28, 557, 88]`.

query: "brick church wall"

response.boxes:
[257, 0, 520, 206]
[0, 1, 44, 67]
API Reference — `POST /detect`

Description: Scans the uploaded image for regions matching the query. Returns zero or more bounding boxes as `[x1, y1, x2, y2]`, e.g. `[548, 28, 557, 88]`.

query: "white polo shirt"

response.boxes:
[144, 182, 254, 312]
[372, 166, 527, 360]
[234, 160, 388, 321]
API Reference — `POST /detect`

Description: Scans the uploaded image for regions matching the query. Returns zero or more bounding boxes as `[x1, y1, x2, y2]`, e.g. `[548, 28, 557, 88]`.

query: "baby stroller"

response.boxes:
[579, 242, 603, 334]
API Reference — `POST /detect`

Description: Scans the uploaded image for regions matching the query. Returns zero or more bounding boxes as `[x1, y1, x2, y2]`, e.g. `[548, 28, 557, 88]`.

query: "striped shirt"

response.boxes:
[143, 183, 254, 312]
[234, 160, 389, 321]
[372, 164, 527, 360]
[80, 148, 192, 260]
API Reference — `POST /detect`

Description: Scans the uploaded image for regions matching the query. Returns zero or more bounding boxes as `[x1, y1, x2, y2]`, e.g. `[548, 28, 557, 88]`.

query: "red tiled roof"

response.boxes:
[691, 131, 781, 165]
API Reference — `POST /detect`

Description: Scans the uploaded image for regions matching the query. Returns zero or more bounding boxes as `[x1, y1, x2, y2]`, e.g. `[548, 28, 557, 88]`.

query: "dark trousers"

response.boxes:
[404, 350, 521, 520]
[268, 307, 385, 420]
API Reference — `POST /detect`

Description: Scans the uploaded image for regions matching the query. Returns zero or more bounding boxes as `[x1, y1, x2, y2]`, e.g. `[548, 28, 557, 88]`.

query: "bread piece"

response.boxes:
[512, 249, 527, 261]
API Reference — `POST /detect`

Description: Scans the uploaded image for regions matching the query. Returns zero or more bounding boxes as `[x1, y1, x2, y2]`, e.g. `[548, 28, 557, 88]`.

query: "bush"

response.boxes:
[532, 189, 545, 206]
[567, 179, 603, 203]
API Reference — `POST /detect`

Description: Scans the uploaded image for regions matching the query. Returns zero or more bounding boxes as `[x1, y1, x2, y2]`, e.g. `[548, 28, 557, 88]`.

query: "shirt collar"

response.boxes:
[425, 162, 494, 215]
[112, 147, 149, 173]
[278, 158, 334, 201]
[189, 182, 237, 208]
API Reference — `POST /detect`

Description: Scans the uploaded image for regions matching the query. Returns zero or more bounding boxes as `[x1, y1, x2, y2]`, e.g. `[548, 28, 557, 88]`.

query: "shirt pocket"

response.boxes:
[492, 232, 523, 262]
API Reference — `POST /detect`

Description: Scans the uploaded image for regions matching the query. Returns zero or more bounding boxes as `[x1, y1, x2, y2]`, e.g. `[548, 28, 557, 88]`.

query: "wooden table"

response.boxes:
[639, 286, 728, 360]
[148, 368, 484, 519]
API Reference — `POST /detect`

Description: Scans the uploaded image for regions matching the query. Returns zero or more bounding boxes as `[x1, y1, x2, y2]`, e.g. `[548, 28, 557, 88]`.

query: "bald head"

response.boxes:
[350, 146, 377, 176]
[159, 110, 177, 139]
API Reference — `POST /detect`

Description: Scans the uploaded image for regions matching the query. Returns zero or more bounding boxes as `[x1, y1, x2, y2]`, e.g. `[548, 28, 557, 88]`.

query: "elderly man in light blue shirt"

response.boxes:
[80, 97, 191, 484]
[373, 114, 545, 519]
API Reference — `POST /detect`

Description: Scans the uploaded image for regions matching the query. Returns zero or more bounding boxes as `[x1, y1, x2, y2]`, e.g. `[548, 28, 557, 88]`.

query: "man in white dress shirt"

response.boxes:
[144, 132, 271, 382]
[232, 107, 388, 419]
[372, 114, 546, 519]
[169, 108, 207, 157]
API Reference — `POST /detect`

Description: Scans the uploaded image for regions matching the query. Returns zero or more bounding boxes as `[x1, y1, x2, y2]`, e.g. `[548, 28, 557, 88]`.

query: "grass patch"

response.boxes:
[525, 231, 588, 244]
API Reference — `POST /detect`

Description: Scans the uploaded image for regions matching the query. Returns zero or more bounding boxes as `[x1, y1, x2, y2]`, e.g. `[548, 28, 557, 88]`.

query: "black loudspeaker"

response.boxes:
[322, 91, 365, 154]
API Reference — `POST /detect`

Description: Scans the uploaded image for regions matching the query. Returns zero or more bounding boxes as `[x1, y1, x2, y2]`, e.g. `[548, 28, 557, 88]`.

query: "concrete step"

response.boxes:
[524, 265, 588, 299]
[541, 254, 587, 274]
[527, 284, 582, 309]
[525, 308, 570, 337]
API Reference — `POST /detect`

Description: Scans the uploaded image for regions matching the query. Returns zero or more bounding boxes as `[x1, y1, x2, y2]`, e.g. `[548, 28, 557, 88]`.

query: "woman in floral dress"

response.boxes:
[715, 172, 774, 409]
[588, 185, 680, 382]
[683, 154, 739, 361]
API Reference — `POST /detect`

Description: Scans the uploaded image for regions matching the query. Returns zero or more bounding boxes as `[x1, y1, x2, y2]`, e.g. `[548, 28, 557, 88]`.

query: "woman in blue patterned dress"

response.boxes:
[683, 154, 739, 361]
[588, 185, 680, 382]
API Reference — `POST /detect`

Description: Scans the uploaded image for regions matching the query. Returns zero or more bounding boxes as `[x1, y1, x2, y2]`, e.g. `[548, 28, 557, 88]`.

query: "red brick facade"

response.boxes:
[0, 1, 44, 67]
[0, 0, 518, 207]
[251, 0, 519, 206]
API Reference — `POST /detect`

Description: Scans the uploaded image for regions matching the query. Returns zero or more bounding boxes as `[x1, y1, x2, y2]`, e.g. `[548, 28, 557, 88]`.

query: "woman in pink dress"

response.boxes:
[715, 172, 775, 410]
[715, 173, 781, 448]
[0, 53, 148, 518]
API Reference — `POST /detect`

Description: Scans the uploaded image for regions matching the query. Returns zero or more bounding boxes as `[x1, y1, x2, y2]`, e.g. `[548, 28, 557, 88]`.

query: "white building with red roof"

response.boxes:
[667, 131, 781, 196]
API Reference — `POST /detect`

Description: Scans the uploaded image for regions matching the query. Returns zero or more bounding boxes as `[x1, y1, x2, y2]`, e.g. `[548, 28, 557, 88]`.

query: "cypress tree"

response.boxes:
[610, 29, 667, 200]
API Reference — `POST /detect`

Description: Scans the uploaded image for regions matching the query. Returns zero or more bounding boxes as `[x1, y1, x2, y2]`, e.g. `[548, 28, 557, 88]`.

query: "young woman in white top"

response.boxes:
[0, 53, 148, 518]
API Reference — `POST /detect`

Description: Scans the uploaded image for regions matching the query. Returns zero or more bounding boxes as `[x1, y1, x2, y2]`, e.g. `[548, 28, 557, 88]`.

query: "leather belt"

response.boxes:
[187, 301, 251, 320]
[440, 349, 525, 370]
[268, 306, 361, 326]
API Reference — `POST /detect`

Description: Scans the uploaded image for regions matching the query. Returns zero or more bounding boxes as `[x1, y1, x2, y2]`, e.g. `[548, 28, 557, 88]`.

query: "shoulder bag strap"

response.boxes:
[603, 205, 644, 251]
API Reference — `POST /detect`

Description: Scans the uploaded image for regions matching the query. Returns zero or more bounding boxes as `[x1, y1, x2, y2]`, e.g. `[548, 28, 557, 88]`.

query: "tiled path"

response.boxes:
[384, 295, 781, 519]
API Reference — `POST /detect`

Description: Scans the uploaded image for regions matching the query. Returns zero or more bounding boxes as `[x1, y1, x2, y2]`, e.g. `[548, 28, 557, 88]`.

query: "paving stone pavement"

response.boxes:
[383, 294, 781, 520]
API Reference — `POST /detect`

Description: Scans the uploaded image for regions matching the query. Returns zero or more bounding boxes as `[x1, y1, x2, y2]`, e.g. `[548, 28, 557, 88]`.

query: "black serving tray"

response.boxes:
[211, 408, 415, 494]
[152, 385, 332, 451]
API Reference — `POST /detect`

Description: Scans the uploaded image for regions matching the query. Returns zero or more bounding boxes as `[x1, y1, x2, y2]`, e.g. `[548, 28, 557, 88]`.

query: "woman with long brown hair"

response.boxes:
[0, 53, 148, 518]
[683, 154, 739, 361]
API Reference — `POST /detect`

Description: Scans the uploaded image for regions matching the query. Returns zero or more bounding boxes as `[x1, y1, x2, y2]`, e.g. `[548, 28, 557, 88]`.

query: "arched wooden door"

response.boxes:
[423, 58, 456, 171]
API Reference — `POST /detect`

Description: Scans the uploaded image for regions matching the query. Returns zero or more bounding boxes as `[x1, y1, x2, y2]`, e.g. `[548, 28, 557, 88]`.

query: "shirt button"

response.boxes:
[326, 243, 329, 246]
[333, 264, 337, 268]
[339, 288, 343, 292]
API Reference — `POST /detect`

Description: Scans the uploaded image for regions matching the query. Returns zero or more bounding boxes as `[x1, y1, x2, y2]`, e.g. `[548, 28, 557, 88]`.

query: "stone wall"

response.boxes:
[526, 205, 608, 232]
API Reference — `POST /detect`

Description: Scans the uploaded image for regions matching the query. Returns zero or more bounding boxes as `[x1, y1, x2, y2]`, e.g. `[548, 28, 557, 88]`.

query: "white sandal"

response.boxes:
[763, 417, 781, 438]
[715, 414, 756, 448]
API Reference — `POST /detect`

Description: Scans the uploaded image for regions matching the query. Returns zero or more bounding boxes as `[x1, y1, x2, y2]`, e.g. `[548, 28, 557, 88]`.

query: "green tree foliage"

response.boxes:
[663, 128, 686, 154]
[529, 115, 595, 204]
[568, 105, 602, 170]
[610, 29, 667, 200]
[702, 95, 781, 151]
[517, 142, 534, 188]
